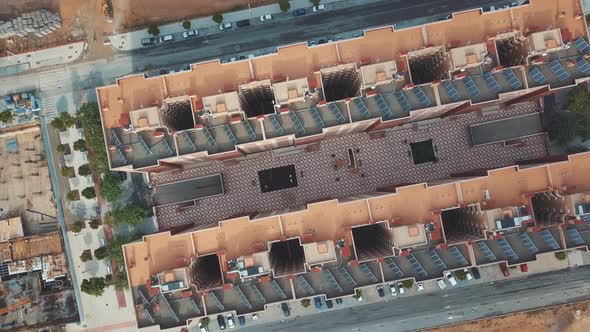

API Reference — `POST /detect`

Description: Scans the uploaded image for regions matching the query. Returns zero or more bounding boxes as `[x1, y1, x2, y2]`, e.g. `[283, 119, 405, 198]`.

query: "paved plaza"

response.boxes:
[152, 102, 548, 230]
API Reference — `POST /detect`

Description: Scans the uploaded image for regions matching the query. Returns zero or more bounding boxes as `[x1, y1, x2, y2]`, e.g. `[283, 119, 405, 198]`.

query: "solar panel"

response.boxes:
[449, 246, 468, 266]
[243, 120, 258, 141]
[477, 241, 497, 262]
[384, 258, 404, 278]
[567, 228, 585, 246]
[268, 114, 285, 136]
[137, 133, 152, 155]
[235, 285, 253, 310]
[329, 103, 346, 124]
[111, 130, 123, 147]
[209, 291, 225, 311]
[222, 125, 237, 145]
[288, 111, 306, 136]
[576, 59, 590, 76]
[337, 267, 357, 287]
[539, 229, 560, 250]
[201, 127, 216, 147]
[160, 138, 174, 156]
[574, 37, 590, 54]
[309, 107, 325, 128]
[394, 91, 412, 112]
[296, 275, 315, 295]
[529, 67, 547, 85]
[518, 232, 539, 254]
[428, 250, 447, 271]
[442, 80, 461, 101]
[503, 68, 522, 89]
[497, 238, 519, 261]
[354, 98, 371, 119]
[483, 72, 501, 93]
[250, 283, 266, 304]
[413, 86, 432, 107]
[182, 131, 197, 152]
[374, 94, 394, 120]
[323, 270, 344, 293]
[358, 263, 378, 283]
[271, 279, 287, 299]
[408, 254, 428, 278]
[463, 76, 480, 97]
[581, 214, 590, 227]
[116, 148, 127, 165]
[549, 60, 570, 81]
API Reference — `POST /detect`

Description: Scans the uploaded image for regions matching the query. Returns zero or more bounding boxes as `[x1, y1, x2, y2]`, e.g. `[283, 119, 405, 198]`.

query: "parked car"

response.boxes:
[389, 283, 397, 296]
[141, 37, 157, 46]
[308, 40, 317, 46]
[314, 296, 323, 309]
[219, 22, 232, 30]
[446, 272, 457, 286]
[292, 8, 306, 16]
[500, 263, 510, 277]
[236, 19, 250, 28]
[198, 322, 209, 332]
[226, 313, 235, 329]
[182, 29, 198, 38]
[251, 313, 259, 320]
[416, 282, 424, 291]
[325, 299, 333, 308]
[281, 303, 291, 317]
[260, 14, 272, 21]
[437, 278, 447, 289]
[237, 315, 245, 326]
[520, 264, 528, 273]
[463, 268, 473, 280]
[377, 285, 385, 297]
[313, 4, 326, 12]
[335, 298, 343, 305]
[159, 34, 173, 43]
[217, 315, 226, 330]
[470, 267, 481, 280]
[396, 282, 405, 294]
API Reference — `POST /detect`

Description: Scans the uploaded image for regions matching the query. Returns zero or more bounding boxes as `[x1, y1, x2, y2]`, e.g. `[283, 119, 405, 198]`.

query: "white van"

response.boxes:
[159, 34, 174, 43]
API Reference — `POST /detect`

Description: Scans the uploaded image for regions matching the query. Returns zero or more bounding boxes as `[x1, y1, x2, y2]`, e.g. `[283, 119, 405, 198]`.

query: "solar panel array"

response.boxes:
[116, 148, 127, 165]
[581, 214, 590, 227]
[529, 67, 547, 85]
[137, 133, 152, 155]
[413, 86, 432, 107]
[160, 138, 174, 156]
[359, 263, 378, 283]
[549, 60, 570, 81]
[477, 241, 497, 262]
[576, 59, 590, 76]
[449, 246, 468, 266]
[394, 91, 412, 112]
[337, 267, 357, 287]
[574, 37, 590, 54]
[497, 238, 519, 261]
[202, 127, 216, 147]
[463, 76, 480, 97]
[296, 275, 315, 295]
[223, 125, 238, 145]
[374, 94, 394, 120]
[428, 250, 447, 271]
[539, 229, 560, 250]
[518, 232, 539, 254]
[323, 269, 344, 293]
[209, 291, 225, 311]
[268, 114, 285, 136]
[111, 130, 123, 147]
[443, 80, 461, 101]
[483, 72, 501, 93]
[503, 68, 522, 89]
[329, 103, 346, 124]
[409, 254, 428, 278]
[271, 279, 287, 299]
[288, 111, 306, 136]
[309, 107, 325, 128]
[182, 131, 197, 152]
[250, 283, 266, 304]
[235, 285, 253, 310]
[243, 120, 257, 141]
[384, 258, 404, 278]
[354, 98, 372, 119]
[567, 228, 585, 246]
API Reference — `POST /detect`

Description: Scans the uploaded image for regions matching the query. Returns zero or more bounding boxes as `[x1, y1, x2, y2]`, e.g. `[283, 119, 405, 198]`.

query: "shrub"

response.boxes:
[78, 164, 92, 176]
[105, 205, 150, 227]
[555, 251, 567, 261]
[182, 20, 191, 30]
[352, 289, 362, 299]
[66, 190, 79, 201]
[50, 117, 66, 131]
[77, 103, 109, 174]
[309, 0, 321, 6]
[94, 246, 108, 260]
[100, 173, 122, 202]
[61, 166, 74, 178]
[71, 221, 84, 233]
[113, 271, 129, 290]
[200, 317, 211, 327]
[89, 219, 101, 229]
[0, 109, 13, 124]
[59, 112, 77, 127]
[56, 144, 68, 153]
[401, 279, 414, 289]
[454, 269, 468, 281]
[81, 187, 96, 199]
[80, 250, 92, 262]
[147, 24, 160, 36]
[212, 13, 223, 24]
[279, 0, 291, 12]
[73, 139, 87, 151]
[300, 299, 311, 307]
[81, 277, 107, 296]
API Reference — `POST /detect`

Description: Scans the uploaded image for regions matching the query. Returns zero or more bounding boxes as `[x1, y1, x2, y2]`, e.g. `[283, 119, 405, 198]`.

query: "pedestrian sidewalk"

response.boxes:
[108, 0, 373, 52]
[0, 41, 86, 76]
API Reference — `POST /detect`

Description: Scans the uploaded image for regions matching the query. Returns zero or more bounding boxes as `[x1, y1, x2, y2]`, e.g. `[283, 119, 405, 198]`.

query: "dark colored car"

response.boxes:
[281, 303, 291, 317]
[237, 19, 250, 27]
[470, 267, 481, 280]
[217, 315, 226, 330]
[500, 263, 510, 277]
[314, 296, 323, 309]
[335, 298, 343, 305]
[377, 285, 385, 297]
[325, 299, 333, 308]
[141, 37, 157, 46]
[238, 315, 246, 326]
[292, 8, 306, 16]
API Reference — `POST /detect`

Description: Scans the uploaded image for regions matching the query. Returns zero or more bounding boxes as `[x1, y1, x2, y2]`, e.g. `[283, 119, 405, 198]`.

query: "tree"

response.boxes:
[300, 299, 311, 307]
[212, 13, 223, 24]
[568, 87, 590, 115]
[113, 271, 129, 290]
[61, 166, 74, 178]
[80, 250, 92, 262]
[77, 103, 109, 174]
[66, 190, 79, 201]
[147, 24, 160, 36]
[73, 139, 87, 151]
[401, 279, 414, 289]
[352, 289, 362, 299]
[107, 235, 141, 264]
[81, 187, 96, 199]
[105, 205, 150, 227]
[100, 173, 122, 202]
[81, 277, 108, 296]
[0, 110, 14, 124]
[200, 317, 211, 328]
[71, 220, 84, 233]
[89, 219, 101, 229]
[309, 0, 321, 6]
[555, 251, 568, 261]
[51, 117, 66, 131]
[182, 20, 191, 30]
[548, 113, 578, 146]
[94, 246, 108, 260]
[454, 269, 468, 281]
[59, 112, 77, 128]
[56, 144, 68, 154]
[279, 0, 291, 12]
[78, 164, 92, 176]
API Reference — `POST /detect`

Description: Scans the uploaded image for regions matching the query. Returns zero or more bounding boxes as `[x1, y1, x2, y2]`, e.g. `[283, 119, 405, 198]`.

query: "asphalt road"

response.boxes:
[243, 266, 590, 332]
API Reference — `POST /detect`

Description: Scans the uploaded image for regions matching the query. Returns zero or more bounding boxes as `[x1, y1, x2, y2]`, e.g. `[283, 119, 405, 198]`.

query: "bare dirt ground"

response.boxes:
[428, 302, 590, 332]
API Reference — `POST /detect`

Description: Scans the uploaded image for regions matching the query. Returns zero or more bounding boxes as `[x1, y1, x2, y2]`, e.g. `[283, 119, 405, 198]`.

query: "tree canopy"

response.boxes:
[183, 20, 191, 30]
[105, 205, 150, 227]
[568, 87, 590, 115]
[73, 139, 87, 151]
[107, 234, 141, 264]
[94, 246, 108, 260]
[147, 24, 160, 36]
[0, 110, 14, 124]
[81, 277, 108, 296]
[113, 271, 129, 290]
[279, 0, 291, 12]
[212, 14, 223, 24]
[81, 187, 96, 199]
[78, 164, 92, 176]
[100, 173, 122, 203]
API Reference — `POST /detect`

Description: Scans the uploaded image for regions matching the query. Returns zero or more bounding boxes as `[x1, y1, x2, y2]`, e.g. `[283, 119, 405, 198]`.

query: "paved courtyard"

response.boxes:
[152, 102, 548, 230]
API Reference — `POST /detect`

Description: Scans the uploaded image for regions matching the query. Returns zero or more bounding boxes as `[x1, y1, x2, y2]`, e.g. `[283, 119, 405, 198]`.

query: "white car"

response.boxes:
[251, 313, 259, 320]
[446, 272, 457, 286]
[219, 22, 232, 30]
[437, 278, 447, 289]
[463, 268, 473, 280]
[396, 282, 405, 294]
[182, 29, 198, 38]
[416, 282, 424, 291]
[198, 322, 209, 332]
[260, 14, 272, 21]
[226, 314, 235, 329]
[389, 283, 397, 296]
[313, 4, 326, 12]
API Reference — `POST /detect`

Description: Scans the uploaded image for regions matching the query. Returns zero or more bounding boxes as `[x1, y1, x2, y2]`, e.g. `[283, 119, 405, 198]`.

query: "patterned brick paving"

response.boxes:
[152, 102, 548, 230]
